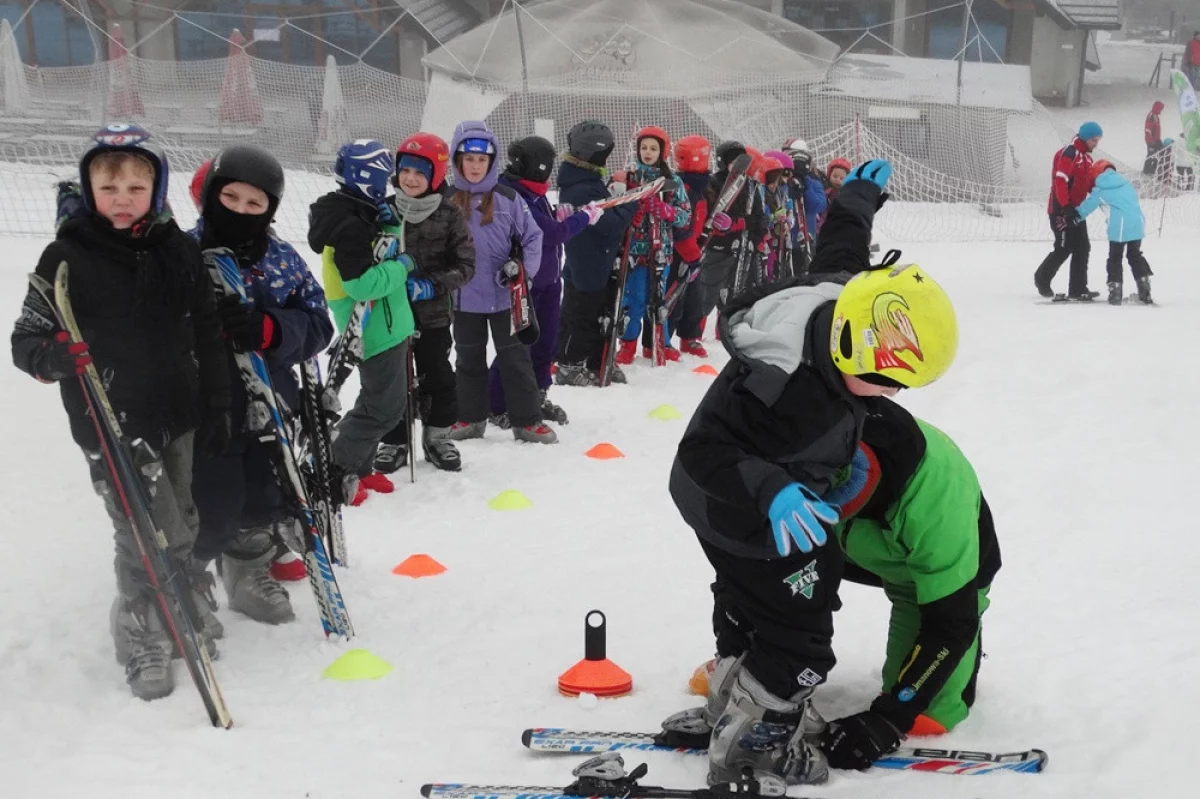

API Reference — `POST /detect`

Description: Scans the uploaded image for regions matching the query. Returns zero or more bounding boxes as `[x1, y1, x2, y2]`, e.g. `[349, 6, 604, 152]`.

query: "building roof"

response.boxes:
[1037, 1, 1123, 32]
[403, 0, 480, 44]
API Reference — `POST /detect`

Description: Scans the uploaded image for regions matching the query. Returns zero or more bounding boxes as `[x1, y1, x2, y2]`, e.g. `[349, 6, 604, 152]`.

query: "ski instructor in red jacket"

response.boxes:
[1034, 121, 1102, 300]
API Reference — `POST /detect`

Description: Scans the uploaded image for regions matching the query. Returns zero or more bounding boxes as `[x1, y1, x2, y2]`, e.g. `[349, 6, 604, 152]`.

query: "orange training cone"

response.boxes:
[586, 443, 625, 460]
[692, 364, 719, 376]
[557, 610, 632, 698]
[392, 554, 446, 578]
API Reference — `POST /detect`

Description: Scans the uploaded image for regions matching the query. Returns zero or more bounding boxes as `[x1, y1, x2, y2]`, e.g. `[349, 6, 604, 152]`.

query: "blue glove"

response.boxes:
[407, 278, 435, 302]
[823, 445, 874, 512]
[372, 234, 400, 263]
[768, 483, 838, 557]
[847, 160, 892, 190]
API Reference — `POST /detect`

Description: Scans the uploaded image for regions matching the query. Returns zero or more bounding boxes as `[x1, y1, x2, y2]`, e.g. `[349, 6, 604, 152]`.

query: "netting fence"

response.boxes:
[0, 0, 1195, 246]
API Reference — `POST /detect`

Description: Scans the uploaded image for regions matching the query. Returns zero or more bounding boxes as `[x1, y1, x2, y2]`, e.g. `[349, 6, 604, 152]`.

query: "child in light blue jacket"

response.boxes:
[1077, 161, 1153, 304]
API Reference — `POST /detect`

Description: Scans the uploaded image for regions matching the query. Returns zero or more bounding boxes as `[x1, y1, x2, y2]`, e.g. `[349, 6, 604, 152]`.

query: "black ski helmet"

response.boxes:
[567, 120, 614, 166]
[715, 140, 746, 172]
[201, 144, 285, 216]
[505, 136, 557, 183]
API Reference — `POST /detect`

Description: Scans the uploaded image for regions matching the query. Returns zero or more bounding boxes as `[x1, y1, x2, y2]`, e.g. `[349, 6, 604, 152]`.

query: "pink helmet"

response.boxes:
[764, 150, 793, 172]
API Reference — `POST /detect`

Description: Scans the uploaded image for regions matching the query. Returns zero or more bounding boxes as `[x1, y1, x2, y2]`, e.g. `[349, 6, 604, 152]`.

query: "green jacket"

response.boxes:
[830, 399, 1000, 730]
[307, 191, 414, 360]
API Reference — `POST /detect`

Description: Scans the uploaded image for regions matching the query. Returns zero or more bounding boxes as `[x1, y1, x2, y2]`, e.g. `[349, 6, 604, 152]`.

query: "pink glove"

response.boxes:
[711, 211, 732, 232]
[555, 203, 575, 222]
[651, 196, 677, 223]
[608, 170, 628, 197]
[580, 203, 604, 226]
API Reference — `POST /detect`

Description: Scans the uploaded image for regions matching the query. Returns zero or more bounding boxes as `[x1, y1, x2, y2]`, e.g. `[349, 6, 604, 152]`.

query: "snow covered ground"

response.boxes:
[2, 226, 1198, 798]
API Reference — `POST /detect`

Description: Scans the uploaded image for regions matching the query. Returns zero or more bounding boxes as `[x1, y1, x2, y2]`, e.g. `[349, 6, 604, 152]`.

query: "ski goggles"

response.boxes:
[458, 137, 495, 155]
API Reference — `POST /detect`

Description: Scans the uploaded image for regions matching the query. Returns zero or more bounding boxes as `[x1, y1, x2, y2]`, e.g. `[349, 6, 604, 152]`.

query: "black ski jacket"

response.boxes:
[11, 214, 229, 451]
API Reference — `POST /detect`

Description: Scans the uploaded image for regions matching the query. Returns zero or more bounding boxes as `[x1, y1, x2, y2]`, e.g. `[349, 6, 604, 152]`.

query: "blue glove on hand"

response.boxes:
[848, 160, 892, 190]
[768, 483, 838, 557]
[823, 445, 875, 514]
[372, 234, 400, 263]
[407, 278, 435, 302]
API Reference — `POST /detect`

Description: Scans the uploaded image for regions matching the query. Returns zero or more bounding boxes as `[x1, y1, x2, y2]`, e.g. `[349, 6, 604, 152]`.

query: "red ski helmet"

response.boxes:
[749, 154, 778, 183]
[396, 132, 451, 191]
[674, 134, 712, 173]
[636, 125, 671, 160]
[764, 150, 793, 173]
[1090, 160, 1115, 181]
[826, 157, 852, 180]
[190, 159, 212, 210]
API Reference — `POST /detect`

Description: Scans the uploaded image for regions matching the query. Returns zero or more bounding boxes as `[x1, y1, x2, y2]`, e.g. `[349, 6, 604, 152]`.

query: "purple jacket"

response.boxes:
[450, 121, 544, 314]
[499, 173, 588, 291]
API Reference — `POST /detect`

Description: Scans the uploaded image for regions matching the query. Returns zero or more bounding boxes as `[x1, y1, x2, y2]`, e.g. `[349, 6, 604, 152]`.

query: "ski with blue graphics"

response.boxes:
[521, 728, 1047, 775]
[204, 248, 354, 640]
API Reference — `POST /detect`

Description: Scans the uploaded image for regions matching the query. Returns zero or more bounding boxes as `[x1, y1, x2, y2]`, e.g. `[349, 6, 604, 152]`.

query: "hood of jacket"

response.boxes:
[307, 190, 376, 254]
[719, 278, 848, 406]
[1151, 101, 1165, 114]
[450, 120, 500, 194]
[1093, 170, 1127, 191]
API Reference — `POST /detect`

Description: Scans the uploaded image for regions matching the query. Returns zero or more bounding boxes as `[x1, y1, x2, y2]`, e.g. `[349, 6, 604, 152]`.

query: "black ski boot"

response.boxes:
[1107, 281, 1122, 306]
[540, 389, 569, 425]
[422, 426, 462, 472]
[1067, 289, 1097, 302]
[1136, 276, 1153, 304]
[374, 443, 407, 474]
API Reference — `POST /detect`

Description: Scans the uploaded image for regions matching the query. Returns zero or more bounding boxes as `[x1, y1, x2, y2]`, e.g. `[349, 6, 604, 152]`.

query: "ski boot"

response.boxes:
[539, 389, 569, 424]
[1067, 288, 1099, 302]
[111, 593, 174, 701]
[359, 472, 395, 494]
[374, 442, 408, 475]
[489, 412, 512, 430]
[221, 528, 296, 625]
[554, 362, 597, 387]
[660, 654, 745, 748]
[330, 464, 365, 506]
[1034, 273, 1053, 298]
[449, 420, 486, 441]
[615, 340, 637, 366]
[514, 422, 558, 444]
[1136, 276, 1153, 304]
[1107, 281, 1123, 306]
[422, 426, 462, 472]
[706, 669, 829, 789]
[680, 338, 708, 358]
[185, 558, 224, 646]
[643, 346, 681, 362]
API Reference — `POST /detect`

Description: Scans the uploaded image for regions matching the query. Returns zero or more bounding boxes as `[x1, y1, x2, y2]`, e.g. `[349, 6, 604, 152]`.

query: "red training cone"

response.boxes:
[557, 610, 632, 698]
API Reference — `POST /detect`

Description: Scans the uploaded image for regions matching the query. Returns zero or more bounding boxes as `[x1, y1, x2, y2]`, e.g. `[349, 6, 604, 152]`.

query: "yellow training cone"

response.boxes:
[488, 489, 533, 511]
[647, 404, 682, 421]
[322, 649, 393, 681]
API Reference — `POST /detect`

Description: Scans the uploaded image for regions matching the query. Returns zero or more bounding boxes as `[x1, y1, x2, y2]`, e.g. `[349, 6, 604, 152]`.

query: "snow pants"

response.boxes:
[192, 435, 286, 562]
[556, 283, 609, 369]
[702, 537, 843, 700]
[699, 249, 738, 321]
[1034, 216, 1091, 296]
[490, 280, 561, 413]
[332, 340, 409, 477]
[87, 432, 199, 599]
[670, 268, 705, 341]
[881, 584, 991, 733]
[620, 265, 671, 346]
[382, 325, 457, 445]
[1105, 240, 1152, 285]
[455, 310, 540, 428]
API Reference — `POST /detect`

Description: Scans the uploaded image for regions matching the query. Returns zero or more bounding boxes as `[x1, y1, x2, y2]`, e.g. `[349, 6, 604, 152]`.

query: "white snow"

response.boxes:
[2, 227, 1197, 798]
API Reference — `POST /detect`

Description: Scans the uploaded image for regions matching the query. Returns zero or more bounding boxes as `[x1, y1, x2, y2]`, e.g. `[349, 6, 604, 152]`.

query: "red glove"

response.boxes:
[646, 196, 677, 223]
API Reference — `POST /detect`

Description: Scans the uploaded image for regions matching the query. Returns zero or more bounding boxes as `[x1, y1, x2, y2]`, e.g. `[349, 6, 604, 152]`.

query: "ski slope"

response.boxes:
[1, 231, 1197, 799]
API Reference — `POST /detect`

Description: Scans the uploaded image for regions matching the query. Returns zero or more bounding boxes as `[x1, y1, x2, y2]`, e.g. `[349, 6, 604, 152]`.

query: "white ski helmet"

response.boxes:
[782, 137, 812, 172]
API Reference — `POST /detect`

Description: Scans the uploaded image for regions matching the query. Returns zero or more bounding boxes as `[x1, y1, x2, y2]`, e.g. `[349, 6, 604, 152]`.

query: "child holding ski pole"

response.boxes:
[12, 124, 231, 700]
[308, 140, 416, 503]
[444, 120, 550, 444]
[189, 144, 333, 626]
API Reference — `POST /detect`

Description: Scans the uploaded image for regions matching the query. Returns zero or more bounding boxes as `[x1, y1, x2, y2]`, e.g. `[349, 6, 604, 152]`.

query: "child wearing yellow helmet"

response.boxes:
[664, 159, 958, 790]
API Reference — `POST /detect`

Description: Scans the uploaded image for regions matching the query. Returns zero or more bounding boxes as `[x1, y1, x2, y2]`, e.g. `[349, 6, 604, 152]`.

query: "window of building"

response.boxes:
[0, 0, 97, 67]
[176, 10, 246, 61]
[783, 0, 893, 54]
[926, 0, 1011, 63]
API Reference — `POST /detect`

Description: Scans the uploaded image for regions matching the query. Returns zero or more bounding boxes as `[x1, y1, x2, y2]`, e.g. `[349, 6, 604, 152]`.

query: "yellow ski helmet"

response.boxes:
[829, 264, 958, 388]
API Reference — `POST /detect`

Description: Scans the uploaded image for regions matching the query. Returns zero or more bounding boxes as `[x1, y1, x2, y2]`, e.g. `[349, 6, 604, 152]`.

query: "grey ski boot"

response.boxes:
[1107, 281, 1122, 306]
[449, 420, 486, 441]
[513, 422, 558, 444]
[110, 594, 174, 700]
[540, 389, 569, 424]
[373, 442, 407, 475]
[184, 558, 223, 656]
[1136, 276, 1153, 304]
[221, 528, 296, 625]
[660, 655, 745, 746]
[422, 425, 462, 472]
[706, 668, 829, 789]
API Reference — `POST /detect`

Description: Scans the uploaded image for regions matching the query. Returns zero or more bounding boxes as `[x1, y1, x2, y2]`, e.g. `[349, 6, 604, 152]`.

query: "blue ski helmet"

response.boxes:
[334, 139, 395, 203]
[79, 123, 169, 216]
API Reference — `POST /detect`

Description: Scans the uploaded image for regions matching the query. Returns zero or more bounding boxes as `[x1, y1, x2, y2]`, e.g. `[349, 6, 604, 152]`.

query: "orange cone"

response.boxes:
[586, 443, 625, 460]
[392, 554, 447, 578]
[557, 610, 632, 697]
[692, 364, 719, 376]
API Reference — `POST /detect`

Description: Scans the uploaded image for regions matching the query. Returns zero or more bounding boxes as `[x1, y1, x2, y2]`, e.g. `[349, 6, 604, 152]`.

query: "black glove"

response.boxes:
[1053, 207, 1078, 232]
[822, 711, 904, 771]
[196, 405, 232, 457]
[217, 294, 278, 353]
[33, 331, 92, 382]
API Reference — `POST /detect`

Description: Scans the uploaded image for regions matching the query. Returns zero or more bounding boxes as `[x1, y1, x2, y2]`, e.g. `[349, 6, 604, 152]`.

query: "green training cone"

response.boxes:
[488, 489, 533, 511]
[647, 404, 682, 421]
[322, 649, 393, 681]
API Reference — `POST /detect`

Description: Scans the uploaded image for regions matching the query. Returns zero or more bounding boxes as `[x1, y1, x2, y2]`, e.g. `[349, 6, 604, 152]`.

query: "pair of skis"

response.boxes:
[29, 262, 233, 729]
[422, 728, 1048, 799]
[205, 250, 354, 641]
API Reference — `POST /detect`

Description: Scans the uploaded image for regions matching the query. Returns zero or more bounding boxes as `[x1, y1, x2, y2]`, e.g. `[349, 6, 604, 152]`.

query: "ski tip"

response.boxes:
[420, 784, 434, 798]
[521, 728, 534, 748]
[1032, 748, 1049, 772]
